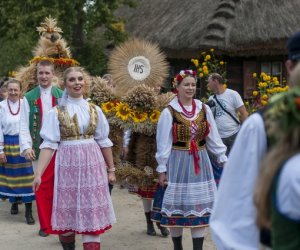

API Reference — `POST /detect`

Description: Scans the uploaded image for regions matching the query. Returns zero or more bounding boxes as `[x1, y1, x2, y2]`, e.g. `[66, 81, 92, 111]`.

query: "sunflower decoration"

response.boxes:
[115, 102, 132, 121]
[131, 111, 148, 123]
[108, 38, 169, 96]
[108, 38, 173, 187]
[101, 101, 117, 113]
[149, 110, 161, 123]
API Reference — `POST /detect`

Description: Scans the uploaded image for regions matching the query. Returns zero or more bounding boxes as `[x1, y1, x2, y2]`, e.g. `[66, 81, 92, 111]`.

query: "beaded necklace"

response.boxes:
[7, 99, 20, 116]
[178, 98, 196, 118]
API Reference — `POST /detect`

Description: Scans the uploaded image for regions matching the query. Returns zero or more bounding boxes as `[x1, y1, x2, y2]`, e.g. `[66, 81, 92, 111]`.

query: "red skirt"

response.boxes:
[136, 184, 158, 199]
[35, 152, 111, 235]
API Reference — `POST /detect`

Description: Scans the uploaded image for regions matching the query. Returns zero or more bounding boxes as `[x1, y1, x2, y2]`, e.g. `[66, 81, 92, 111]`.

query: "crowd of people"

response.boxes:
[1, 31, 300, 250]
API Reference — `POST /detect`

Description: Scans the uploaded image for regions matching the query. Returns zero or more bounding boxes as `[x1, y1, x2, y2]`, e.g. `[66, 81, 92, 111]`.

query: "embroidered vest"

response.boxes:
[168, 105, 209, 150]
[25, 86, 63, 158]
[270, 172, 300, 250]
[56, 103, 98, 140]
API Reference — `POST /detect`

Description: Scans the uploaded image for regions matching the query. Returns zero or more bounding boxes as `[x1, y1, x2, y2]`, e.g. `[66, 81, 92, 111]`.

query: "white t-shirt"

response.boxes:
[208, 88, 244, 138]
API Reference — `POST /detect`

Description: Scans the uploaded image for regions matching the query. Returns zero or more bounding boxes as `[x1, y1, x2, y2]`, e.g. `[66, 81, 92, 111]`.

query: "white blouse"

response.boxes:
[210, 113, 267, 250]
[277, 154, 300, 220]
[39, 96, 113, 150]
[0, 99, 23, 152]
[155, 97, 227, 173]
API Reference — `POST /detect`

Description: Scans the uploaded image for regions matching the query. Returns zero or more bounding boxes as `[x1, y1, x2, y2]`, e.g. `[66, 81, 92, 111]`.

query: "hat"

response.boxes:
[287, 31, 300, 61]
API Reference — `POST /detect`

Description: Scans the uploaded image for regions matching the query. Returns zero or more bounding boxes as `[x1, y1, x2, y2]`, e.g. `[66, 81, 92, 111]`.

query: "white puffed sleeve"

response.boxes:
[155, 108, 173, 173]
[277, 154, 300, 220]
[210, 113, 267, 250]
[39, 108, 60, 150]
[0, 106, 4, 153]
[19, 97, 32, 156]
[94, 106, 113, 148]
[205, 105, 227, 163]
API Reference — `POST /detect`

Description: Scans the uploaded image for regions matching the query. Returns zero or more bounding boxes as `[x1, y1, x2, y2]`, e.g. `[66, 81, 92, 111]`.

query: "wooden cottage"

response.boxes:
[117, 0, 300, 98]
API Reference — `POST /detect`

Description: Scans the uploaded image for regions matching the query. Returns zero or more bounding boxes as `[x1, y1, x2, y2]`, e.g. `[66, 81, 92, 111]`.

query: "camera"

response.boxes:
[205, 100, 216, 108]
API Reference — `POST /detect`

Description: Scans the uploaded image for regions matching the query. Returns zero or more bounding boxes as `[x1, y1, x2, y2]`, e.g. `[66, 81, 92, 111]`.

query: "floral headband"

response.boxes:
[174, 70, 197, 86]
[264, 87, 300, 142]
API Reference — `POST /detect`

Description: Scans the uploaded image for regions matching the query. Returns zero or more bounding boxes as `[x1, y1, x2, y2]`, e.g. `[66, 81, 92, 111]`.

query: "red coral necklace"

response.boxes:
[178, 98, 196, 118]
[7, 99, 20, 116]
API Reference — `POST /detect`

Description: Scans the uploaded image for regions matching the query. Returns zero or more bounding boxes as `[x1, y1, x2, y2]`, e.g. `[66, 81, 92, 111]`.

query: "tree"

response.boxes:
[0, 0, 137, 76]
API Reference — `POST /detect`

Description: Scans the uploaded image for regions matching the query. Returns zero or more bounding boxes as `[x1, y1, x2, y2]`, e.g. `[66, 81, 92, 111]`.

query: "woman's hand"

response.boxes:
[0, 153, 7, 163]
[32, 175, 42, 193]
[158, 172, 167, 186]
[24, 148, 36, 161]
[219, 161, 226, 168]
[108, 172, 116, 184]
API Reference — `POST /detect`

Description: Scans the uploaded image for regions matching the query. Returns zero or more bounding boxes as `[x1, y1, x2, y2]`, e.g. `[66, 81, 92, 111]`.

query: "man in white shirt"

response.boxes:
[207, 73, 248, 155]
[19, 59, 63, 237]
[210, 31, 300, 250]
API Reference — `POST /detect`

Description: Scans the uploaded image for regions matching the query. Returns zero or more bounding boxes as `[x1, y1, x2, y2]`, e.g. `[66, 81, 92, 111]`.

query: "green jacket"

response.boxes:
[25, 86, 63, 158]
[271, 171, 300, 250]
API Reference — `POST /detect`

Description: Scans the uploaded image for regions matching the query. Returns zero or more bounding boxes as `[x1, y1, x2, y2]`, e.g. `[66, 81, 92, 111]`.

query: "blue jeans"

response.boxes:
[221, 132, 238, 156]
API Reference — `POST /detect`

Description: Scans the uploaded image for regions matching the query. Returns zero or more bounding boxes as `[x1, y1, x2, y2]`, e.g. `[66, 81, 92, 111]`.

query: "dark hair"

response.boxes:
[209, 73, 224, 84]
[0, 77, 10, 88]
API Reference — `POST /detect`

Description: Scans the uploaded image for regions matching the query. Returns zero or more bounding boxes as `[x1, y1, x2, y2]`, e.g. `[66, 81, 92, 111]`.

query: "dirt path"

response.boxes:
[0, 187, 217, 250]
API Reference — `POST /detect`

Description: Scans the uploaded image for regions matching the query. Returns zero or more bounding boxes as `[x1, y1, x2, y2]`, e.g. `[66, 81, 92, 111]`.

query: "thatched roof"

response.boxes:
[117, 0, 300, 58]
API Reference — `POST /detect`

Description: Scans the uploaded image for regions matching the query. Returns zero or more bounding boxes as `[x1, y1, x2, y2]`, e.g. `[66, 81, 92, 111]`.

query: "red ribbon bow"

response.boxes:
[190, 140, 200, 175]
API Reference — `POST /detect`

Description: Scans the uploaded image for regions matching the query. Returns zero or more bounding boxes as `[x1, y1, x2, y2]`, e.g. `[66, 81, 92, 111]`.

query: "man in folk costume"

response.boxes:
[20, 59, 63, 237]
[210, 31, 300, 250]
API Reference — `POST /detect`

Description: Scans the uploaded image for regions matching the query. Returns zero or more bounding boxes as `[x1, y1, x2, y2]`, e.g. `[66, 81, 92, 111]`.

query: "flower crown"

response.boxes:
[29, 56, 80, 67]
[264, 87, 300, 143]
[174, 70, 196, 86]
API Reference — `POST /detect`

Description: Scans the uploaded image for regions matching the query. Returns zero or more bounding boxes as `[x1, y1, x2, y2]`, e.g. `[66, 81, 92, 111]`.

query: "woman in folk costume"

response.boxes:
[32, 67, 116, 250]
[254, 64, 300, 250]
[153, 70, 227, 250]
[0, 79, 35, 224]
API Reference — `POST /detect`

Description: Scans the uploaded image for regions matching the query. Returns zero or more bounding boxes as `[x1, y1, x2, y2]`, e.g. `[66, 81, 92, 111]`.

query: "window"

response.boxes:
[261, 61, 282, 82]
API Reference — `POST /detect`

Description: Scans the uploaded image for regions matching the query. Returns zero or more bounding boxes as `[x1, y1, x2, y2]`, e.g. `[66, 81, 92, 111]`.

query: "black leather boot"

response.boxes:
[59, 234, 75, 250]
[10, 203, 19, 215]
[25, 202, 35, 225]
[39, 229, 49, 237]
[192, 237, 204, 250]
[145, 212, 156, 236]
[172, 236, 183, 250]
[60, 241, 75, 250]
[156, 222, 169, 237]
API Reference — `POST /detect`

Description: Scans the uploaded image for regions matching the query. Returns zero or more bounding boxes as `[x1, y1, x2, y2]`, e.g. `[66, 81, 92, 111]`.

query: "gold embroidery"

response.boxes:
[56, 103, 99, 141]
[168, 105, 208, 151]
[172, 107, 208, 143]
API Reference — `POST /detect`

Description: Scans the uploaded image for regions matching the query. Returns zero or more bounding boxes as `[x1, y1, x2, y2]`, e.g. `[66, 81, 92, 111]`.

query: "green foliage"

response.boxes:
[0, 0, 137, 76]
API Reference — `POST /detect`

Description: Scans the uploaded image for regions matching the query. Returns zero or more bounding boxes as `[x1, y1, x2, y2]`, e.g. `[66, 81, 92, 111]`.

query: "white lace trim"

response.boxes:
[0, 192, 35, 197]
[161, 207, 212, 218]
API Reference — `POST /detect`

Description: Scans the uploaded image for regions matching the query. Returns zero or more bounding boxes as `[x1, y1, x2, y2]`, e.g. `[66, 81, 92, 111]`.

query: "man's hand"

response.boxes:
[0, 153, 7, 163]
[24, 148, 36, 161]
[158, 172, 167, 186]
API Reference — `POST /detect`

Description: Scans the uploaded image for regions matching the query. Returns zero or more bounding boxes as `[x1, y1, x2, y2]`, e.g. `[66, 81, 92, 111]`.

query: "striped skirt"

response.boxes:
[0, 135, 35, 203]
[152, 147, 217, 227]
